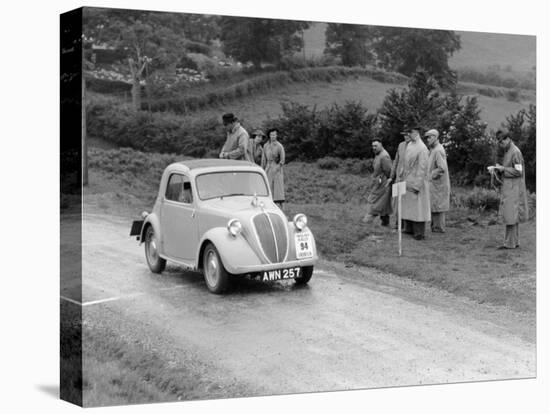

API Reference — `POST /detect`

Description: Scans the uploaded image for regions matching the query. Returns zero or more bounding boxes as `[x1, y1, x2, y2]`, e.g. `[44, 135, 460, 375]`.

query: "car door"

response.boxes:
[161, 173, 198, 261]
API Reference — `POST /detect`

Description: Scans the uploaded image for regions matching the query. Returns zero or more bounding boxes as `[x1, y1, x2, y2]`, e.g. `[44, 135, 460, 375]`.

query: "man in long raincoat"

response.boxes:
[363, 139, 393, 226]
[387, 129, 412, 228]
[425, 129, 451, 232]
[401, 127, 431, 240]
[219, 113, 252, 161]
[493, 130, 529, 249]
[262, 128, 286, 209]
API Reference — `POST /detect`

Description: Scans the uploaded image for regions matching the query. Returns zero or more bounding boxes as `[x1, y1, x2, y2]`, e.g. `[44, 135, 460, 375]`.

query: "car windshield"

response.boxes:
[196, 171, 269, 200]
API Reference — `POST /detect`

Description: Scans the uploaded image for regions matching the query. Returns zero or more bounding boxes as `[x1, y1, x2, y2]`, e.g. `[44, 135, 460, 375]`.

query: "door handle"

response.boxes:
[191, 209, 196, 218]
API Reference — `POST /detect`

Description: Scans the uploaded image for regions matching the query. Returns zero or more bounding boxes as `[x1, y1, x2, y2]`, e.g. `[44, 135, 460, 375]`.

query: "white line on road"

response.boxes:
[60, 286, 186, 307]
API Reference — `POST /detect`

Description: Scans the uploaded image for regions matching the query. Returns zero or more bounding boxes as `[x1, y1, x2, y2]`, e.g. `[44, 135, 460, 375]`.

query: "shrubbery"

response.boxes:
[142, 66, 408, 115]
[265, 101, 377, 161]
[504, 104, 536, 191]
[457, 67, 535, 90]
[317, 157, 374, 175]
[86, 100, 225, 157]
[452, 187, 500, 211]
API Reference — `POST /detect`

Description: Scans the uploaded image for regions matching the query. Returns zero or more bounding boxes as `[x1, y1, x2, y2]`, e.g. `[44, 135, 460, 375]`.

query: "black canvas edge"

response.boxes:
[60, 7, 84, 407]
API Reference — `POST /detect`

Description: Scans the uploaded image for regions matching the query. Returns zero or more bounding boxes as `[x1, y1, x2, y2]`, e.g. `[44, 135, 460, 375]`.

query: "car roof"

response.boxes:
[177, 159, 256, 170]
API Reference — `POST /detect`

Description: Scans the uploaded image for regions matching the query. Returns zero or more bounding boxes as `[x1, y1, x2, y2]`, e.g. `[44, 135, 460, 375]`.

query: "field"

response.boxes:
[81, 148, 536, 318]
[89, 75, 533, 137]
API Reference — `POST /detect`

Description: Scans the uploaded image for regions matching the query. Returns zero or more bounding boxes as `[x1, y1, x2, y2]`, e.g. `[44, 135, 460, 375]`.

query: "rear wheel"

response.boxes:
[144, 225, 166, 273]
[295, 266, 313, 285]
[202, 243, 230, 294]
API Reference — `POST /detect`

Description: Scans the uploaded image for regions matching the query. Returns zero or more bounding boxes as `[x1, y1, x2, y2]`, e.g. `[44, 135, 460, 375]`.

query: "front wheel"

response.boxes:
[144, 225, 166, 273]
[295, 266, 313, 285]
[202, 243, 230, 294]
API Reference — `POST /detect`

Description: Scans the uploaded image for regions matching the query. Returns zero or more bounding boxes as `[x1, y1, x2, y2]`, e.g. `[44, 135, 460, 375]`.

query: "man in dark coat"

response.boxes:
[363, 139, 393, 226]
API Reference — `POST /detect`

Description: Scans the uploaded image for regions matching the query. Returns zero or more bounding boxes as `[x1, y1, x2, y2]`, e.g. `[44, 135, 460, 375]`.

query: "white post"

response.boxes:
[392, 181, 406, 257]
[398, 193, 402, 256]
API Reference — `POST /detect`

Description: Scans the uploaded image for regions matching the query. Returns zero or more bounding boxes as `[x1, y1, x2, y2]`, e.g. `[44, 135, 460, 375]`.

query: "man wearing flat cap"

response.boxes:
[425, 129, 451, 232]
[401, 126, 431, 240]
[492, 129, 529, 249]
[219, 113, 252, 161]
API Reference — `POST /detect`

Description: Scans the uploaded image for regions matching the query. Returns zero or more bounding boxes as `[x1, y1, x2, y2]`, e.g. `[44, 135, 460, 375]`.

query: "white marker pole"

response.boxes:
[392, 181, 406, 256]
[398, 192, 402, 256]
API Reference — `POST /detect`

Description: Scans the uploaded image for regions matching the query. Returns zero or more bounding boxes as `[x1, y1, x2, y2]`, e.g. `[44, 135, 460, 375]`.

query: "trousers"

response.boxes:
[431, 212, 446, 232]
[504, 224, 519, 248]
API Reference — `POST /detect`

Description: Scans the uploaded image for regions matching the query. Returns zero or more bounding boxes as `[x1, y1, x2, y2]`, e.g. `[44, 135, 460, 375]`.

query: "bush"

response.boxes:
[140, 66, 408, 116]
[183, 40, 212, 56]
[86, 100, 226, 156]
[317, 157, 341, 170]
[505, 104, 536, 191]
[452, 187, 500, 212]
[342, 158, 374, 175]
[464, 187, 500, 211]
[506, 89, 521, 102]
[265, 100, 377, 161]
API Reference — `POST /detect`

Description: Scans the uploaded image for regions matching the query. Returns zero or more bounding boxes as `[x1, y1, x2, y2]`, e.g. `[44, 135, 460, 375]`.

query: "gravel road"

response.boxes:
[61, 213, 536, 403]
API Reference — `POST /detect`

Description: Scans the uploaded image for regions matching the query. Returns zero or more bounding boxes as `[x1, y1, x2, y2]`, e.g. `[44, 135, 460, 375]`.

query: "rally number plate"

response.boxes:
[262, 267, 301, 282]
[295, 230, 314, 259]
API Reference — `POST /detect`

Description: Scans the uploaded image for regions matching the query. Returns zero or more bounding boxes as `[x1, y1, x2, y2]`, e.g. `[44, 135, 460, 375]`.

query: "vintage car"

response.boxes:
[130, 159, 318, 293]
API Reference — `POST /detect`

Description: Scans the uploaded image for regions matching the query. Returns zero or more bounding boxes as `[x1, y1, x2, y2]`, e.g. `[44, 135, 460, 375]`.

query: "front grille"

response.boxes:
[253, 213, 288, 263]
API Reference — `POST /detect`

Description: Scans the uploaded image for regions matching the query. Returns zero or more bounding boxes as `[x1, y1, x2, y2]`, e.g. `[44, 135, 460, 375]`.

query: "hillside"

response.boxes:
[302, 23, 536, 73]
[450, 30, 536, 73]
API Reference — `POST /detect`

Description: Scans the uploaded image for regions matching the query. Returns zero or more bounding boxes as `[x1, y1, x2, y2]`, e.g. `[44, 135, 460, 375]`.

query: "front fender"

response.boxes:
[139, 214, 162, 248]
[197, 227, 261, 274]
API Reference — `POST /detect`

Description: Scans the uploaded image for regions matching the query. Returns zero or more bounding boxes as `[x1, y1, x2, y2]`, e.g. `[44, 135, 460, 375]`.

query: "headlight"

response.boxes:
[293, 213, 308, 231]
[227, 219, 242, 237]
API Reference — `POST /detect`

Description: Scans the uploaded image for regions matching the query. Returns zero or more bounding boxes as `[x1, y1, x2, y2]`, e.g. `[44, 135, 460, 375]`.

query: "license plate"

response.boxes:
[295, 230, 313, 259]
[129, 220, 144, 237]
[262, 267, 301, 282]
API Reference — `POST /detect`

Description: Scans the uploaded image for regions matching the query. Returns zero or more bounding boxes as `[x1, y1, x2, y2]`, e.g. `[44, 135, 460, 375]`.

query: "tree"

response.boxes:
[83, 8, 185, 110]
[505, 104, 536, 191]
[324, 25, 460, 86]
[220, 17, 310, 69]
[377, 70, 445, 157]
[325, 23, 375, 67]
[438, 93, 490, 185]
[372, 28, 461, 87]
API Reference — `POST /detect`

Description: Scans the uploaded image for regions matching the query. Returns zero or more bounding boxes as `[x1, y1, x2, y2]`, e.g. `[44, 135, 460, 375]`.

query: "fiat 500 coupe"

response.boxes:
[130, 159, 318, 293]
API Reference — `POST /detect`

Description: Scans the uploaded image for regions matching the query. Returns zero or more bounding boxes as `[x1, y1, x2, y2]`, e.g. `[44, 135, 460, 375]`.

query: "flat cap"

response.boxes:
[424, 129, 439, 138]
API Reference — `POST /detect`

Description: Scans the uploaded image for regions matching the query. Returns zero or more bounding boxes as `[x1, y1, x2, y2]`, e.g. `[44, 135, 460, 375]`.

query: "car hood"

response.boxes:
[201, 196, 281, 217]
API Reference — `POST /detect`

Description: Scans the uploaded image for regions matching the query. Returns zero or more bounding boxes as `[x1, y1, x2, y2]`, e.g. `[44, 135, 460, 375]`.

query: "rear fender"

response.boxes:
[197, 227, 261, 274]
[139, 214, 161, 248]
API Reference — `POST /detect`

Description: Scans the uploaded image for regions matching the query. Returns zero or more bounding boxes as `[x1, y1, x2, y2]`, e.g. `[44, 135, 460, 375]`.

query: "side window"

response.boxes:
[165, 174, 193, 204]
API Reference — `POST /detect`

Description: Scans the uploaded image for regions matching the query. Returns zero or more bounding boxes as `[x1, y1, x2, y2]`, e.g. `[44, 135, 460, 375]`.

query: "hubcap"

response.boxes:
[205, 250, 219, 287]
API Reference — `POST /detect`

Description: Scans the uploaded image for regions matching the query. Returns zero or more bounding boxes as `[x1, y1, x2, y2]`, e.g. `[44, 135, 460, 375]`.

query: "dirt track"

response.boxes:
[62, 213, 536, 403]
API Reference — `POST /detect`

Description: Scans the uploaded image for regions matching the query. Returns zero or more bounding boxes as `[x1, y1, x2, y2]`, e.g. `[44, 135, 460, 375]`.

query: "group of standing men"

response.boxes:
[218, 112, 286, 209]
[364, 125, 529, 249]
[363, 126, 449, 240]
[218, 111, 528, 249]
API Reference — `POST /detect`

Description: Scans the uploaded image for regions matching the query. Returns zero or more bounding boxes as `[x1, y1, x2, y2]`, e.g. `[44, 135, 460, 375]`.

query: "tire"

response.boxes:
[202, 243, 230, 294]
[144, 225, 166, 274]
[295, 266, 313, 285]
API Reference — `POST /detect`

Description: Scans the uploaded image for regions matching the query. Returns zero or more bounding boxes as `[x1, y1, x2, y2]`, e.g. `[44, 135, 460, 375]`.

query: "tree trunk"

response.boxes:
[131, 79, 141, 111]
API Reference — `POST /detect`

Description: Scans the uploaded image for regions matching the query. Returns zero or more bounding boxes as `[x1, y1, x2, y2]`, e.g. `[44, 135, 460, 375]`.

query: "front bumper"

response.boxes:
[227, 255, 318, 275]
